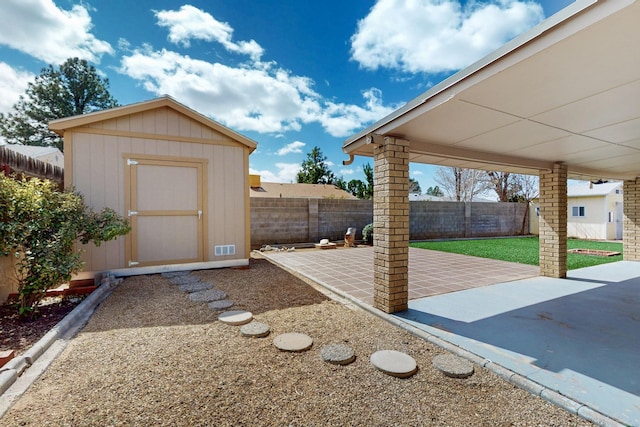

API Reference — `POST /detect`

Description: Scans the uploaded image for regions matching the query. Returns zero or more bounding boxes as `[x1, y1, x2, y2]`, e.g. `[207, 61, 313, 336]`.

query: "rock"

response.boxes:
[273, 333, 313, 352]
[370, 350, 418, 378]
[188, 289, 227, 302]
[208, 300, 234, 310]
[170, 276, 202, 285]
[179, 282, 213, 293]
[321, 344, 355, 365]
[218, 310, 253, 325]
[240, 322, 270, 338]
[432, 354, 474, 379]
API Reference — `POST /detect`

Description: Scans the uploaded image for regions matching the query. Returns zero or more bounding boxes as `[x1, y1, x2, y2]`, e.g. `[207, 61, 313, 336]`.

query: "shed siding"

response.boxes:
[70, 107, 248, 273]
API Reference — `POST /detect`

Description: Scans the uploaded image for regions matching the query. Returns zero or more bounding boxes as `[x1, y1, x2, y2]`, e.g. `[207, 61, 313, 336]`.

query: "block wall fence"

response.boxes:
[250, 198, 528, 248]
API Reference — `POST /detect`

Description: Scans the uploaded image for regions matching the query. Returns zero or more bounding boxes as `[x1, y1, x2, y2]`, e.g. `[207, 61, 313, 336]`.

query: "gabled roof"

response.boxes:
[250, 182, 357, 199]
[567, 181, 622, 198]
[344, 0, 640, 181]
[49, 95, 257, 152]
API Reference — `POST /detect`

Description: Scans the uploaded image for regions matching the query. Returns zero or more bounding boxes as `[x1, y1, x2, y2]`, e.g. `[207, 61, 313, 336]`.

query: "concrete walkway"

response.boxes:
[263, 247, 640, 426]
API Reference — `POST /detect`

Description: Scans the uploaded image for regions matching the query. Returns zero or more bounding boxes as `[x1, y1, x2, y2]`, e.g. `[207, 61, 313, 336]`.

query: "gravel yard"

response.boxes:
[2, 256, 592, 426]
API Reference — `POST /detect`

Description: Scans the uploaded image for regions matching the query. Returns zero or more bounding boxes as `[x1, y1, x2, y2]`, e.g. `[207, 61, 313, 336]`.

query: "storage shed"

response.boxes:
[49, 96, 257, 279]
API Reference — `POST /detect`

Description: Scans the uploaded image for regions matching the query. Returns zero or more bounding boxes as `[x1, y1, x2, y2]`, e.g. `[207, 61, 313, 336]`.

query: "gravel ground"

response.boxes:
[2, 256, 592, 426]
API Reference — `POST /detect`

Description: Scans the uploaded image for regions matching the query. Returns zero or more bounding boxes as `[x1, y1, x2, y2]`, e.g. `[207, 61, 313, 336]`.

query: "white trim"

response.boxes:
[74, 259, 249, 280]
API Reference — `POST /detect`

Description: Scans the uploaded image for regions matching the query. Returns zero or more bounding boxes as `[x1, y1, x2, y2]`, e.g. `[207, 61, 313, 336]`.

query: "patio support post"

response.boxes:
[538, 163, 567, 278]
[623, 177, 640, 260]
[373, 137, 409, 313]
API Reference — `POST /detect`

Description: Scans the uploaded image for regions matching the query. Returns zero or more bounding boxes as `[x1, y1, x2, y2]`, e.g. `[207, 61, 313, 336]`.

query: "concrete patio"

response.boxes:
[262, 246, 640, 426]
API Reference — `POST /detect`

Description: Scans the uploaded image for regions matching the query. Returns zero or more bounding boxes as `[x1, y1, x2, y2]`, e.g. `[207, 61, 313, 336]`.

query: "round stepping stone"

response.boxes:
[162, 270, 191, 278]
[432, 354, 474, 379]
[240, 322, 270, 338]
[370, 350, 418, 378]
[218, 310, 253, 325]
[179, 282, 213, 293]
[188, 289, 227, 302]
[321, 344, 355, 365]
[273, 333, 313, 352]
[171, 276, 201, 285]
[208, 300, 234, 310]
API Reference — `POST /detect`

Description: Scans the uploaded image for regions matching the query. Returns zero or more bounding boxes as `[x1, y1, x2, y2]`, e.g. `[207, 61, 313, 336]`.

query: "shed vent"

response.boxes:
[214, 245, 236, 256]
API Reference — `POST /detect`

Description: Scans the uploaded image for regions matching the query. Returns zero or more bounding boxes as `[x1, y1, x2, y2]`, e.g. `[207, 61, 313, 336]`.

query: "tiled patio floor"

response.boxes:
[261, 246, 539, 305]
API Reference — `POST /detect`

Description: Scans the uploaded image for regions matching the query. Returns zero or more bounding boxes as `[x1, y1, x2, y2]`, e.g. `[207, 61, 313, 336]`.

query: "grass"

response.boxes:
[410, 237, 623, 270]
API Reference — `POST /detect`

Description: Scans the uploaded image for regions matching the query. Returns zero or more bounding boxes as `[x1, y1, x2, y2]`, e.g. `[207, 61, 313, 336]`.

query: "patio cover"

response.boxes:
[343, 0, 640, 182]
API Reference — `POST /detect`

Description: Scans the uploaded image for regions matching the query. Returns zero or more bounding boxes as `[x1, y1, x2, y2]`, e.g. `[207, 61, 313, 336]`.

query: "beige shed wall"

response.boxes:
[67, 107, 249, 274]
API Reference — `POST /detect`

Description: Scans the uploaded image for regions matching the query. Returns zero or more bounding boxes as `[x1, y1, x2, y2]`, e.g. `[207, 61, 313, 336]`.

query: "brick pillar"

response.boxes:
[539, 163, 567, 278]
[623, 178, 640, 261]
[373, 137, 409, 313]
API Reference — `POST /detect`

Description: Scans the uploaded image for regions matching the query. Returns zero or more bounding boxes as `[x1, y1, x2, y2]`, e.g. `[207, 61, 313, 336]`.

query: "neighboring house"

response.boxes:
[49, 96, 257, 279]
[249, 175, 356, 199]
[2, 144, 64, 169]
[530, 181, 623, 240]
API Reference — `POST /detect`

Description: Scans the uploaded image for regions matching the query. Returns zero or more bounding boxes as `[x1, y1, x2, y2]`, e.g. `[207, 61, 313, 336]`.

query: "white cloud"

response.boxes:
[340, 168, 355, 176]
[277, 141, 306, 156]
[412, 170, 424, 175]
[350, 0, 543, 73]
[0, 62, 34, 114]
[0, 0, 113, 64]
[250, 163, 300, 183]
[155, 5, 264, 61]
[120, 48, 393, 137]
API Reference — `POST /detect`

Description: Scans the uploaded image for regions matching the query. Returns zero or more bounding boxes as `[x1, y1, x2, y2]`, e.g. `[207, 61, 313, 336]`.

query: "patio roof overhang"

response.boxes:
[343, 0, 640, 181]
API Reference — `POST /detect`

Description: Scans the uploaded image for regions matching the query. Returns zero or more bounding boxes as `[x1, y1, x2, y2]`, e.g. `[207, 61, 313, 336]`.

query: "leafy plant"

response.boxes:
[0, 175, 130, 318]
[362, 223, 374, 245]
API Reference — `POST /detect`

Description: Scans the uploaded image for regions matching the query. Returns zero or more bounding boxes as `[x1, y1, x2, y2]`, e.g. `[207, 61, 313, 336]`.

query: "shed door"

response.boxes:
[125, 156, 207, 267]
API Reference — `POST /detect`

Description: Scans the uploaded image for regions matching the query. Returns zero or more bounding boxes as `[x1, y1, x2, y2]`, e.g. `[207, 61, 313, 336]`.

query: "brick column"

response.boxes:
[373, 137, 409, 313]
[308, 198, 319, 243]
[623, 178, 640, 261]
[539, 163, 567, 278]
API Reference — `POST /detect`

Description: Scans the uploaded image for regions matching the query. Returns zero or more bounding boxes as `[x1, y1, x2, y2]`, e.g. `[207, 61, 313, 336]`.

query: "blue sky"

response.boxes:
[0, 0, 574, 191]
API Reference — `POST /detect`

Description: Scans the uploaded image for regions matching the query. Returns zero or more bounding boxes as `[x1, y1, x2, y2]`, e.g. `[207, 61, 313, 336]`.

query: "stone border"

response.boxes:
[0, 275, 121, 416]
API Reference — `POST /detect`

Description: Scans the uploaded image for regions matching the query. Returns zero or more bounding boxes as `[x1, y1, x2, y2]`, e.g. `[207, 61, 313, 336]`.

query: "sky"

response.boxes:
[0, 0, 575, 192]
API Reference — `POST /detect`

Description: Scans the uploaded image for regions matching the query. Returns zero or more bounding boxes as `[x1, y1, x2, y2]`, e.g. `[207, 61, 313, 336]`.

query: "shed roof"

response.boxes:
[250, 182, 357, 199]
[343, 0, 640, 181]
[49, 95, 257, 152]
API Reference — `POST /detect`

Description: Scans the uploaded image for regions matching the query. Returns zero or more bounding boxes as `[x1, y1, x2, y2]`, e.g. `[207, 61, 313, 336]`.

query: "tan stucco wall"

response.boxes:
[0, 255, 18, 303]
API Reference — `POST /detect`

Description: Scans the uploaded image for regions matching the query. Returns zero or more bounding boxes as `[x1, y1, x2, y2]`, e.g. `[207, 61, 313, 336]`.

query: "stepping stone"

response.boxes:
[161, 271, 191, 278]
[179, 282, 213, 293]
[240, 322, 271, 338]
[188, 289, 227, 302]
[171, 276, 202, 285]
[218, 310, 253, 325]
[208, 300, 234, 311]
[370, 350, 418, 378]
[321, 344, 355, 365]
[432, 354, 474, 379]
[273, 333, 313, 352]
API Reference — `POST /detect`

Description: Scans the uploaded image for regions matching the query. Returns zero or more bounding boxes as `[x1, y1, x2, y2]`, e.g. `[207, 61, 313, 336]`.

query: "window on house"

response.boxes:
[572, 206, 585, 217]
[535, 207, 540, 217]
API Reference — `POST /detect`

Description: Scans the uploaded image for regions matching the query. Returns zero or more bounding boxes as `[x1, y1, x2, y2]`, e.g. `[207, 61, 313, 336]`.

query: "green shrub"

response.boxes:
[0, 175, 130, 318]
[362, 223, 374, 245]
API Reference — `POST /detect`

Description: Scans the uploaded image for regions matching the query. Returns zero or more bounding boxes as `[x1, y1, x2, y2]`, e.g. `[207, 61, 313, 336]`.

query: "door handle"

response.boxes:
[197, 210, 202, 220]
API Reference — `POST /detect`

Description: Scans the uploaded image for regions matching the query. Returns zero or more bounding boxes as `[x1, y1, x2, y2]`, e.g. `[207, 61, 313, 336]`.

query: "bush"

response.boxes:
[362, 223, 374, 245]
[0, 175, 130, 318]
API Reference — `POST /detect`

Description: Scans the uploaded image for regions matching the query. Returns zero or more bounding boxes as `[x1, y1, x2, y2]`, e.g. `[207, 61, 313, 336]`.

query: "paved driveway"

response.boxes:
[262, 247, 640, 426]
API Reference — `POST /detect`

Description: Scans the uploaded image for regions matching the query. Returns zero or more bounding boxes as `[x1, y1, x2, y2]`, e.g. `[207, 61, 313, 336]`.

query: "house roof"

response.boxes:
[567, 181, 622, 198]
[49, 95, 257, 152]
[250, 182, 357, 199]
[343, 0, 640, 182]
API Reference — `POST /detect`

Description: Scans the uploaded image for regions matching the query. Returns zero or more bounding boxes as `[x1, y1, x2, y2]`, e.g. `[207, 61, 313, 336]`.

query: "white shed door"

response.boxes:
[125, 156, 206, 267]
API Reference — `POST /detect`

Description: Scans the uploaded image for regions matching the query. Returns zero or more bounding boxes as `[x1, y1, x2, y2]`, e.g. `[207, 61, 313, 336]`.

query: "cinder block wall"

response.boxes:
[250, 198, 527, 248]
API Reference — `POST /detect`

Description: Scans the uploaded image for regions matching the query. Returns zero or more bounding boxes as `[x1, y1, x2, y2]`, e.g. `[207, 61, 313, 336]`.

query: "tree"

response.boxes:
[434, 167, 488, 201]
[409, 178, 422, 194]
[0, 175, 130, 318]
[344, 163, 374, 199]
[486, 171, 521, 202]
[0, 57, 118, 152]
[426, 185, 444, 197]
[296, 146, 338, 185]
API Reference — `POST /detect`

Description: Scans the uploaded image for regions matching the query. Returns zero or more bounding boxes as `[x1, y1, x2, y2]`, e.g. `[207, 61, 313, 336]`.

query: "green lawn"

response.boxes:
[410, 237, 623, 270]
